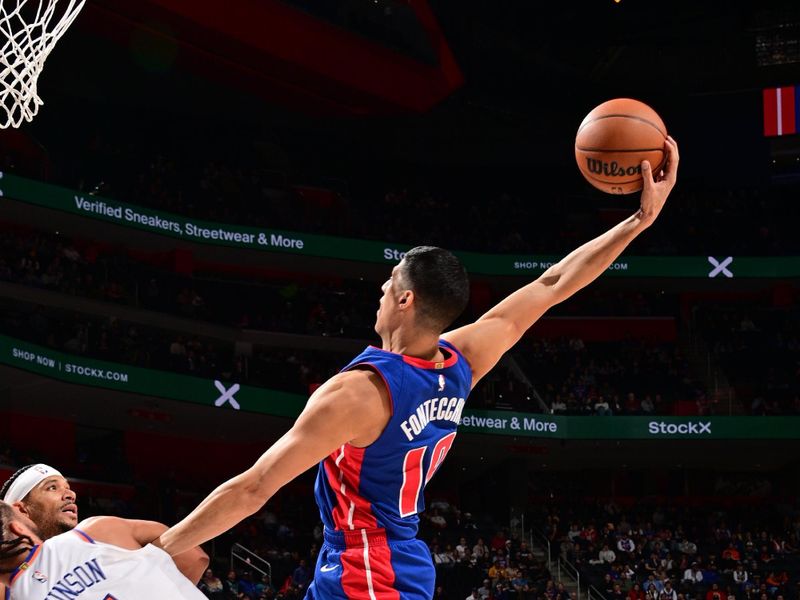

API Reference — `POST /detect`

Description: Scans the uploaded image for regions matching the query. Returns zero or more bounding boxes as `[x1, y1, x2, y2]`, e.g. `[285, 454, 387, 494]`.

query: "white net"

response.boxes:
[0, 0, 85, 128]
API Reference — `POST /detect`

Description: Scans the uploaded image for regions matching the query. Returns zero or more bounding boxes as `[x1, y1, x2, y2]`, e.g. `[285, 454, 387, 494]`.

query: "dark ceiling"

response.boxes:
[19, 0, 796, 182]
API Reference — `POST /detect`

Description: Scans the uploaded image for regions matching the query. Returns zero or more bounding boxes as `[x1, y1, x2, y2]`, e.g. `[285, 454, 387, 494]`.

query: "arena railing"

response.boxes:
[529, 527, 552, 575]
[588, 584, 609, 600]
[231, 542, 272, 583]
[557, 556, 581, 600]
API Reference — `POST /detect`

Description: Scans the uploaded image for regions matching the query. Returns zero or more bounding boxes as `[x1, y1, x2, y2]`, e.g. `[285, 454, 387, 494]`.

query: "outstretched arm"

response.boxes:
[443, 137, 679, 386]
[156, 368, 390, 557]
[79, 516, 209, 584]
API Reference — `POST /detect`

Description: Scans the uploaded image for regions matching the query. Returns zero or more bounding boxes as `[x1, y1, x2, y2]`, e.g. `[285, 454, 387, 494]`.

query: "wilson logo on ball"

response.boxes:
[574, 98, 667, 194]
[585, 159, 643, 178]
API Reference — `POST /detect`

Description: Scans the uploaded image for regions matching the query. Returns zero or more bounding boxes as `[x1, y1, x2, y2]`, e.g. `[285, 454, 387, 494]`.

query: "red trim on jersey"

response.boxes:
[368, 345, 458, 369]
[322, 445, 378, 531]
[340, 530, 400, 600]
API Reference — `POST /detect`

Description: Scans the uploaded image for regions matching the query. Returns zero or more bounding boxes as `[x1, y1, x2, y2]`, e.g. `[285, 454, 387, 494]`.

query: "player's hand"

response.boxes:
[638, 135, 678, 228]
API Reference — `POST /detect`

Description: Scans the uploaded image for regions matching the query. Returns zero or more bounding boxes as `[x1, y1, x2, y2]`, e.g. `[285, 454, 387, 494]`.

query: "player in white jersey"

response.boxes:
[0, 501, 207, 600]
[0, 463, 208, 599]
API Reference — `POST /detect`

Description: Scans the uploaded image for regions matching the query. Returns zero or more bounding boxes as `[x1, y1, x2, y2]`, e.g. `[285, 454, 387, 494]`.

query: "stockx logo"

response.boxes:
[648, 421, 712, 435]
[707, 256, 733, 278]
[214, 380, 241, 410]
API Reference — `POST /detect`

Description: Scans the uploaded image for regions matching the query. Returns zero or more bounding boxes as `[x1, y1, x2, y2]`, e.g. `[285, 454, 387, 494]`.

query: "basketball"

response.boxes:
[575, 98, 668, 194]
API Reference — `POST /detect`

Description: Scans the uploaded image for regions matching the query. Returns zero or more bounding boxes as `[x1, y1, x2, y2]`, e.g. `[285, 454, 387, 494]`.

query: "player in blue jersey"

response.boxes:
[157, 139, 679, 599]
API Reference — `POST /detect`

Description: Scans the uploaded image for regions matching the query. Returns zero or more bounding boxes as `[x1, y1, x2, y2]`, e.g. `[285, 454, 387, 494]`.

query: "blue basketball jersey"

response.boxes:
[313, 339, 472, 540]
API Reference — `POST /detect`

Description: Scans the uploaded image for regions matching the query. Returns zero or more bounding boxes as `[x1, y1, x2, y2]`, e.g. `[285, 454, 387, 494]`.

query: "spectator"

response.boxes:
[660, 580, 677, 600]
[722, 542, 741, 563]
[734, 564, 749, 587]
[291, 559, 311, 591]
[199, 568, 225, 599]
[473, 538, 488, 562]
[223, 570, 239, 598]
[237, 571, 258, 599]
[597, 544, 617, 564]
[629, 583, 646, 600]
[707, 583, 723, 600]
[683, 562, 703, 585]
[612, 583, 626, 600]
[456, 536, 470, 560]
[595, 396, 613, 416]
[618, 535, 635, 554]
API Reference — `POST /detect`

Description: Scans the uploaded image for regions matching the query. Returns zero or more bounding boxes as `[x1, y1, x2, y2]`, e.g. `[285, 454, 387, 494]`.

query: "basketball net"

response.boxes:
[0, 0, 85, 128]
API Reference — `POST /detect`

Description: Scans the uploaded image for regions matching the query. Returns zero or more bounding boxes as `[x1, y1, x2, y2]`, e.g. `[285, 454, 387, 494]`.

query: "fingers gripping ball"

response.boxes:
[575, 98, 668, 194]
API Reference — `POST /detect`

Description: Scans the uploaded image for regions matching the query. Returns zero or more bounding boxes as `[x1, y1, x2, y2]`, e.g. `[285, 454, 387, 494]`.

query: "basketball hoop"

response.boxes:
[0, 0, 86, 128]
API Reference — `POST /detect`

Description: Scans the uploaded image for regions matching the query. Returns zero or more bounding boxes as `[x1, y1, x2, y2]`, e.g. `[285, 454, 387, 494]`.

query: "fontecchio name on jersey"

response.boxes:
[400, 397, 466, 441]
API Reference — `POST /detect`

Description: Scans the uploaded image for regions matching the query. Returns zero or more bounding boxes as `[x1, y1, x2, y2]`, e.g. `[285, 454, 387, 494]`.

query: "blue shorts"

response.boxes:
[304, 527, 435, 600]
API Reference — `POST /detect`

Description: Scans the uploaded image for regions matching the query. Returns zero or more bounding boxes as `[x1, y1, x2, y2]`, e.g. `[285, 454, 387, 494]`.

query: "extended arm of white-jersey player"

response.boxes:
[156, 368, 390, 557]
[443, 138, 678, 387]
[79, 516, 209, 584]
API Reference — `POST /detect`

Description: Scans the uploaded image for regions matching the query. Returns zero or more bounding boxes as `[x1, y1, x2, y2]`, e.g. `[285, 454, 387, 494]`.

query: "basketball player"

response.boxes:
[0, 501, 208, 599]
[0, 465, 79, 541]
[0, 464, 208, 591]
[157, 141, 679, 599]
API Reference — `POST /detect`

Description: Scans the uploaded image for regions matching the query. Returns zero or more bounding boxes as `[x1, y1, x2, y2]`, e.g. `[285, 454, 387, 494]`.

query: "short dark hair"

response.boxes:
[399, 246, 469, 331]
[0, 464, 36, 502]
[0, 501, 29, 568]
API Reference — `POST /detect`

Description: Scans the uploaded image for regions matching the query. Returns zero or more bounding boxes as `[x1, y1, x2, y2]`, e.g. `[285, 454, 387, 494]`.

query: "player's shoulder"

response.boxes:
[78, 515, 126, 528]
[307, 368, 390, 422]
[326, 367, 388, 399]
[77, 515, 130, 538]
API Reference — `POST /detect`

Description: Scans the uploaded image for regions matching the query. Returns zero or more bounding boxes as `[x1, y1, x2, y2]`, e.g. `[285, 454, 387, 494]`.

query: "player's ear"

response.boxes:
[398, 289, 414, 309]
[7, 519, 29, 537]
[11, 501, 29, 517]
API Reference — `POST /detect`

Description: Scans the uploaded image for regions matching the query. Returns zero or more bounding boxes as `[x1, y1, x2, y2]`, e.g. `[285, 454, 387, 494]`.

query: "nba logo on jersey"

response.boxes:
[438, 374, 445, 391]
[32, 570, 48, 583]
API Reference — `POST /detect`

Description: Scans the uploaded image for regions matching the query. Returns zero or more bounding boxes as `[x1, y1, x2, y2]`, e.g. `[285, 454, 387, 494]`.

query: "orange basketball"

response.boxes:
[575, 98, 667, 194]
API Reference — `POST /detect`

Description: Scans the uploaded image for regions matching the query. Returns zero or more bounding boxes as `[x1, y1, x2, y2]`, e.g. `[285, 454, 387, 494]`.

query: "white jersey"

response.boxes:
[6, 527, 205, 600]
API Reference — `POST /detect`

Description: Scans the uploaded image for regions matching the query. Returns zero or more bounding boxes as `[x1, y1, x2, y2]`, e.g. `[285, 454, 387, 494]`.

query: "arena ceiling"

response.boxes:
[76, 0, 462, 115]
[67, 0, 800, 117]
[23, 0, 791, 175]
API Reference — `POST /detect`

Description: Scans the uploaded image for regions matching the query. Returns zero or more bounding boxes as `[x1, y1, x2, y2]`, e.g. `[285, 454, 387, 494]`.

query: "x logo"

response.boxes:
[707, 256, 733, 278]
[214, 380, 241, 410]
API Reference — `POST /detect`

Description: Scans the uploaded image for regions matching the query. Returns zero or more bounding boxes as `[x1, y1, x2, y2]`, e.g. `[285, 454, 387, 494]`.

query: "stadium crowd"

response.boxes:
[4, 126, 797, 258]
[1, 226, 715, 415]
[0, 228, 377, 340]
[537, 496, 800, 600]
[5, 442, 798, 600]
[694, 306, 800, 416]
[524, 338, 709, 417]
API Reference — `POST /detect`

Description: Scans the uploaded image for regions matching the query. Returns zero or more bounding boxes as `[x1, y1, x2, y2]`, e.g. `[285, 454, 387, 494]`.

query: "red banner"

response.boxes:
[763, 85, 798, 136]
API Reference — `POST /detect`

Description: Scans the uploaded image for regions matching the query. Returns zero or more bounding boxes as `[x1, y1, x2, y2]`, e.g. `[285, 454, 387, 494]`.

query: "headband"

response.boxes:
[2, 464, 63, 504]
